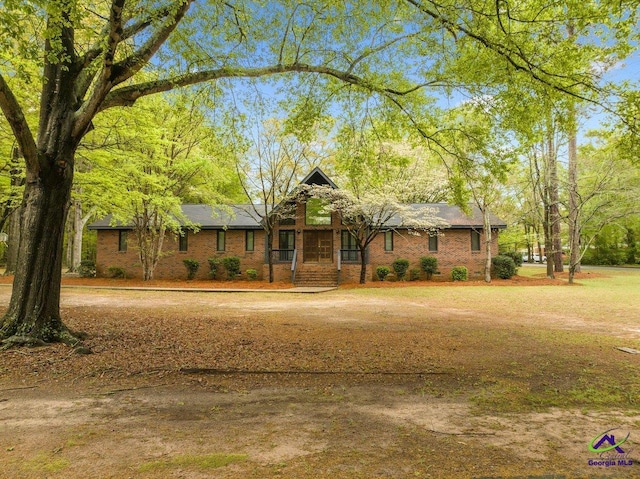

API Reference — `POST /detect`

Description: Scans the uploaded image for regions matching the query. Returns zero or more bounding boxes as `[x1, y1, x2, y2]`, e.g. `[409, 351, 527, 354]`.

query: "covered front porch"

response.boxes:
[266, 228, 368, 286]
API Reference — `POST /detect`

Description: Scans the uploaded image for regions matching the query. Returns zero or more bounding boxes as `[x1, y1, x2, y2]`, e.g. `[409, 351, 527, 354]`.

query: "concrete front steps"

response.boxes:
[293, 267, 338, 287]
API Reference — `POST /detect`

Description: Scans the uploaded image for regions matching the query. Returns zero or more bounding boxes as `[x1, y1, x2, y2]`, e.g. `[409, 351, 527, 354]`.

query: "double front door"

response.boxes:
[303, 230, 333, 263]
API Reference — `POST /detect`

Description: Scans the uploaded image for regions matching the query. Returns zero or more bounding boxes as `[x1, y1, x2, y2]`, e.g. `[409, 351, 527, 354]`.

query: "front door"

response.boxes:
[303, 230, 333, 263]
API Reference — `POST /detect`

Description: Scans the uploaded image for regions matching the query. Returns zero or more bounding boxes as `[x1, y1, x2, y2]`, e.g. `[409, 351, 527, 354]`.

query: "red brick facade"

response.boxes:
[93, 197, 501, 282]
[92, 169, 504, 283]
[95, 229, 266, 280]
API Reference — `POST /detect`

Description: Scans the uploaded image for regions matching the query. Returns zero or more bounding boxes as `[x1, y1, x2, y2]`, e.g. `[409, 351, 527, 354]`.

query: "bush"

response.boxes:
[207, 257, 221, 279]
[451, 266, 468, 282]
[107, 266, 126, 278]
[409, 268, 421, 281]
[492, 255, 517, 279]
[246, 268, 258, 280]
[501, 251, 523, 267]
[183, 259, 200, 280]
[419, 256, 438, 280]
[222, 256, 241, 280]
[392, 258, 410, 280]
[376, 266, 390, 281]
[78, 260, 96, 278]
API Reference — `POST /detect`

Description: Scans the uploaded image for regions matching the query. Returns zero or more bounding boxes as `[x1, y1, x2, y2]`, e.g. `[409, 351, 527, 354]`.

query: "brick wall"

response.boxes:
[368, 229, 499, 280]
[96, 229, 265, 280]
[95, 203, 501, 282]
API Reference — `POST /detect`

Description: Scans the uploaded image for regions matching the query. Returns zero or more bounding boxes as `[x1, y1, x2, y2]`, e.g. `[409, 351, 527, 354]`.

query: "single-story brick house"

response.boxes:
[88, 168, 506, 284]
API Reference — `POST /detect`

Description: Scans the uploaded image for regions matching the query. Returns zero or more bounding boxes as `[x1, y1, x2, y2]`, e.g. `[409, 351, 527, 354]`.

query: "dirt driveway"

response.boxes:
[1, 283, 639, 478]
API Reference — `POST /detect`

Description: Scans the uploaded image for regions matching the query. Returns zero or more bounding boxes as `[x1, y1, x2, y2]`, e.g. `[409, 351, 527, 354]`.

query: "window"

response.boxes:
[245, 230, 254, 252]
[279, 217, 295, 226]
[384, 231, 394, 251]
[341, 230, 359, 261]
[179, 231, 188, 252]
[278, 230, 295, 261]
[428, 235, 438, 252]
[305, 198, 331, 225]
[118, 230, 128, 252]
[471, 230, 481, 251]
[217, 230, 226, 251]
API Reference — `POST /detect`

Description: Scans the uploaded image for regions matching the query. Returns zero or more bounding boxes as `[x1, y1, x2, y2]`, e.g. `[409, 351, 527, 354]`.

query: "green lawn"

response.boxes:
[344, 266, 640, 413]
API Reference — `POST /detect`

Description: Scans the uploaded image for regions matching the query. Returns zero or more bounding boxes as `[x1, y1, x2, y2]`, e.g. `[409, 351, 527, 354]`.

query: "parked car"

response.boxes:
[522, 254, 546, 263]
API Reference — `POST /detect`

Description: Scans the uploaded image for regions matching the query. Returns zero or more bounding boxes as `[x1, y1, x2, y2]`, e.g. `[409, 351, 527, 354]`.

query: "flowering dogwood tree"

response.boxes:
[301, 184, 446, 283]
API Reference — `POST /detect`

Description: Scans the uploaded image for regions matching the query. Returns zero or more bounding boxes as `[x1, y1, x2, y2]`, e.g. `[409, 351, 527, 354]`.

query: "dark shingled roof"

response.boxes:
[88, 205, 265, 230]
[88, 203, 505, 230]
[88, 167, 506, 231]
[386, 204, 506, 229]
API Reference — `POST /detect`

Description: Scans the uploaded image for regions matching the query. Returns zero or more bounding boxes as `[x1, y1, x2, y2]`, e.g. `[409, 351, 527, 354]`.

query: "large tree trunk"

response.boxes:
[0, 4, 86, 347]
[0, 169, 78, 345]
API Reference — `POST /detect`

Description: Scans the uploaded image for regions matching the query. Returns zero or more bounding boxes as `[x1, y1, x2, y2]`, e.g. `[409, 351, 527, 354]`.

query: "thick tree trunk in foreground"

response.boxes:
[0, 168, 78, 345]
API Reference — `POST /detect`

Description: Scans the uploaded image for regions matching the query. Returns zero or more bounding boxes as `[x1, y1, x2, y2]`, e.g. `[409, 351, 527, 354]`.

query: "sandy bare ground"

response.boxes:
[1, 280, 639, 478]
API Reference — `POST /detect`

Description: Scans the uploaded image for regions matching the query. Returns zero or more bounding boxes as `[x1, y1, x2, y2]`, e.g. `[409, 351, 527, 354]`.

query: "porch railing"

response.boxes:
[290, 249, 298, 283]
[271, 249, 295, 262]
[339, 249, 362, 263]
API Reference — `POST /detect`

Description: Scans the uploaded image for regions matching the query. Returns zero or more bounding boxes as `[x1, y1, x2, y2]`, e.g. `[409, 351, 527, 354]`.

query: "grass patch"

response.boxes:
[137, 453, 247, 473]
[472, 373, 640, 413]
[21, 453, 70, 474]
[470, 327, 640, 413]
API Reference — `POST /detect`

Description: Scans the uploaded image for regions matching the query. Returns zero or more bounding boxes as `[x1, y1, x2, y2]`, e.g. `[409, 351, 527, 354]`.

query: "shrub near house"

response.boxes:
[89, 168, 507, 284]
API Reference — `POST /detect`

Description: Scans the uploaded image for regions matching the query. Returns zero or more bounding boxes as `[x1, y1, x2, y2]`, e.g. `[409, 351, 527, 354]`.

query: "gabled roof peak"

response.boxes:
[299, 167, 338, 189]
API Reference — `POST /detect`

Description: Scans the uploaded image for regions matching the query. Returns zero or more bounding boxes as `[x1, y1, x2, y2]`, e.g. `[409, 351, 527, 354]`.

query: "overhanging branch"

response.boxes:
[0, 73, 38, 173]
[100, 62, 433, 111]
[403, 0, 601, 105]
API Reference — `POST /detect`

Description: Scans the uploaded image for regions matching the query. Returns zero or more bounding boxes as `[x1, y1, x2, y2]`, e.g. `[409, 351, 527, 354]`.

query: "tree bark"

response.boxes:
[4, 147, 25, 275]
[137, 228, 165, 281]
[359, 244, 367, 284]
[543, 189, 554, 278]
[267, 230, 274, 283]
[64, 199, 84, 272]
[4, 206, 22, 275]
[482, 208, 492, 283]
[0, 5, 85, 345]
[65, 206, 74, 270]
[0, 166, 77, 344]
[547, 130, 563, 273]
[567, 113, 580, 284]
